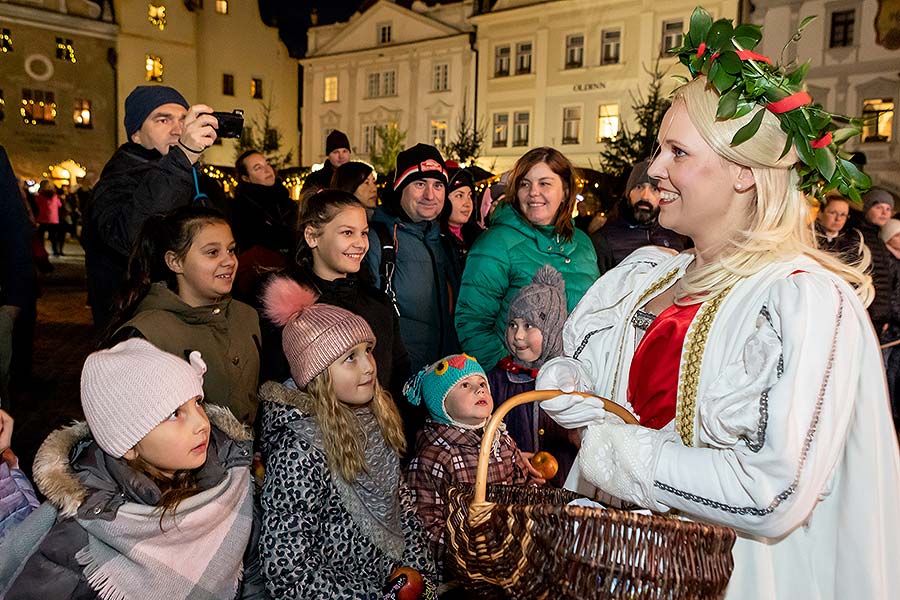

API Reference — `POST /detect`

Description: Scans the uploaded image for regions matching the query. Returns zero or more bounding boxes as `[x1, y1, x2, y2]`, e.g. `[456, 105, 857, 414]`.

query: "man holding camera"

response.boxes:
[83, 85, 229, 328]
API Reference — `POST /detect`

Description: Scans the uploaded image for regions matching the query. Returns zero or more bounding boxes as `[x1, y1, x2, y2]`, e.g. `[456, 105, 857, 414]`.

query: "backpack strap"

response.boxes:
[371, 221, 400, 316]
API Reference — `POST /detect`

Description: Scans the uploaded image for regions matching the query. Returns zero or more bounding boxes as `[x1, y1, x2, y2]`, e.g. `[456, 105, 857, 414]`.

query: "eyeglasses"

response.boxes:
[823, 211, 849, 219]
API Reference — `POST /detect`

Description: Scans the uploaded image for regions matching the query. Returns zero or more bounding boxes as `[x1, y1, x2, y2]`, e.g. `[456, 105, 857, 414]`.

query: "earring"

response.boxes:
[735, 183, 743, 191]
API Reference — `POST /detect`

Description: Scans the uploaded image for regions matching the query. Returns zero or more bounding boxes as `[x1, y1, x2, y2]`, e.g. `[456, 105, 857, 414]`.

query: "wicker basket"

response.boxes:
[444, 390, 736, 599]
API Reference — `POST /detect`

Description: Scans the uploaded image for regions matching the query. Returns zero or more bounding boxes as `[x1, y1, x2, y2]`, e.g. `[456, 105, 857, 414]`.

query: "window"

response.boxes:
[565, 34, 584, 69]
[324, 76, 338, 102]
[830, 10, 855, 48]
[597, 103, 620, 141]
[495, 45, 510, 77]
[1, 28, 11, 53]
[378, 23, 392, 44]
[251, 78, 263, 99]
[492, 113, 508, 147]
[56, 38, 75, 63]
[433, 63, 449, 92]
[513, 111, 530, 146]
[73, 98, 91, 128]
[0, 89, 5, 121]
[21, 89, 56, 125]
[145, 55, 163, 82]
[601, 29, 621, 65]
[430, 119, 448, 148]
[148, 4, 166, 30]
[215, 0, 228, 14]
[516, 42, 532, 75]
[362, 123, 378, 154]
[366, 70, 396, 98]
[661, 20, 683, 55]
[562, 106, 581, 144]
[222, 73, 234, 96]
[862, 98, 894, 143]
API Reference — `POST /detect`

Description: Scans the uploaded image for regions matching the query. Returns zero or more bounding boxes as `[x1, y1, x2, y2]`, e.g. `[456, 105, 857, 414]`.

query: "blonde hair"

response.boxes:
[305, 371, 406, 482]
[672, 77, 872, 305]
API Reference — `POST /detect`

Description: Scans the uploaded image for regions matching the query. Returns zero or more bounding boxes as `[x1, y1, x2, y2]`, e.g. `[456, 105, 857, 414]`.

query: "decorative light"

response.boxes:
[148, 4, 167, 30]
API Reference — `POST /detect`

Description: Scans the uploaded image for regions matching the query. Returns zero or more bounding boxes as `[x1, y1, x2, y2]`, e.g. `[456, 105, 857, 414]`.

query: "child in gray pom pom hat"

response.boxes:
[486, 265, 579, 486]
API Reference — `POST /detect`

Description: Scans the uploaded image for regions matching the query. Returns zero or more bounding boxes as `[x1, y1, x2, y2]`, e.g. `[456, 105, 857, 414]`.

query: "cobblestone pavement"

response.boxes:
[11, 239, 95, 481]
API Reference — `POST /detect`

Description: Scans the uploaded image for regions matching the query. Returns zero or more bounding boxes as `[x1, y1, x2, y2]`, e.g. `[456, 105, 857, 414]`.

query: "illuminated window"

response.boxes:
[661, 20, 683, 56]
[601, 29, 621, 65]
[430, 119, 448, 148]
[0, 89, 5, 121]
[20, 89, 56, 125]
[324, 76, 338, 102]
[215, 0, 228, 14]
[492, 113, 508, 147]
[513, 111, 530, 146]
[1, 28, 12, 53]
[251, 78, 263, 99]
[378, 23, 392, 44]
[145, 55, 163, 81]
[73, 98, 92, 128]
[597, 103, 619, 141]
[862, 98, 894, 143]
[830, 10, 855, 48]
[515, 42, 532, 75]
[432, 63, 449, 92]
[494, 45, 510, 77]
[148, 4, 166, 30]
[565, 34, 584, 69]
[56, 38, 75, 63]
[223, 73, 234, 96]
[562, 106, 581, 144]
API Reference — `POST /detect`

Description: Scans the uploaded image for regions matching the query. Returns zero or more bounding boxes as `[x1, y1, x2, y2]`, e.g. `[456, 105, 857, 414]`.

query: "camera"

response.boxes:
[208, 109, 244, 139]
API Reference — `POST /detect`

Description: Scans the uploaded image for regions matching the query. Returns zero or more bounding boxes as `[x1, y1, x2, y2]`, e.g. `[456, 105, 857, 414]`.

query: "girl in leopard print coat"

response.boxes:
[258, 277, 435, 599]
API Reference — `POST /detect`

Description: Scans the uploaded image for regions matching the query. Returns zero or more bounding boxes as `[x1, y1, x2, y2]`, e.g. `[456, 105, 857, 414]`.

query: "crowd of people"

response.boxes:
[1, 11, 900, 597]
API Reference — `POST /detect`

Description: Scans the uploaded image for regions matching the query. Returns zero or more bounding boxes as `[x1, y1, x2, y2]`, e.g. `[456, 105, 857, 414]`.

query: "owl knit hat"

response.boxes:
[404, 353, 487, 428]
[262, 275, 375, 389]
[80, 338, 207, 458]
[505, 265, 568, 368]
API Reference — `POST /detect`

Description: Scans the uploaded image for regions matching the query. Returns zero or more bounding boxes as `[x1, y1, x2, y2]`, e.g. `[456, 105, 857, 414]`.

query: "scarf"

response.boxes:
[74, 468, 252, 600]
[496, 355, 538, 379]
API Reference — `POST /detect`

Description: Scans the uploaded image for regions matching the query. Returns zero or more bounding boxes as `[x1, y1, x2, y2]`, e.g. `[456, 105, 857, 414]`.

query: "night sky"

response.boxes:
[259, 0, 366, 58]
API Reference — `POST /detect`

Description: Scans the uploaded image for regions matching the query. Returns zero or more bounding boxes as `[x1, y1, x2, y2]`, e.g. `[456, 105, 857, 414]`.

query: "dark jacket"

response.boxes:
[815, 221, 865, 264]
[300, 161, 335, 192]
[590, 199, 684, 273]
[4, 406, 267, 600]
[0, 145, 36, 310]
[232, 181, 297, 255]
[852, 215, 898, 332]
[83, 143, 226, 327]
[115, 283, 261, 425]
[364, 207, 461, 372]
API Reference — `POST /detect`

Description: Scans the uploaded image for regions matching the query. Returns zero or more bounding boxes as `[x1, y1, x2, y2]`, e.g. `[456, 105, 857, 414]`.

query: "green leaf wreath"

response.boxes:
[669, 7, 871, 204]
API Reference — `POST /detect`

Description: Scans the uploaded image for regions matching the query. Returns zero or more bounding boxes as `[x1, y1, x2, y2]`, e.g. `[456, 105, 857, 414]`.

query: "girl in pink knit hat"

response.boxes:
[257, 277, 436, 599]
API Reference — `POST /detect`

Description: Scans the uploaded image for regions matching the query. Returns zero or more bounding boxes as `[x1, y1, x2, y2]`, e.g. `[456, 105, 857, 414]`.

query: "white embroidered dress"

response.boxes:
[539, 247, 900, 600]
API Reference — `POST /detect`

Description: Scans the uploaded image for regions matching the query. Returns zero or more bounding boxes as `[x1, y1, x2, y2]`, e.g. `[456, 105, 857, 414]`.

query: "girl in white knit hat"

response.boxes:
[257, 276, 435, 599]
[1, 339, 264, 600]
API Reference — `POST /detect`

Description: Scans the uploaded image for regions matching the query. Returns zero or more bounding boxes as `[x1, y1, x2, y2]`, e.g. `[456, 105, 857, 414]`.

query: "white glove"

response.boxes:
[540, 393, 611, 430]
[535, 357, 588, 393]
[578, 422, 677, 512]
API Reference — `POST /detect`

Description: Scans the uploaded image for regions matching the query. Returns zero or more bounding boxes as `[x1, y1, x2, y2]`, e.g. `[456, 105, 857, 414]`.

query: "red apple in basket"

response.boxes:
[530, 451, 559, 480]
[388, 566, 424, 600]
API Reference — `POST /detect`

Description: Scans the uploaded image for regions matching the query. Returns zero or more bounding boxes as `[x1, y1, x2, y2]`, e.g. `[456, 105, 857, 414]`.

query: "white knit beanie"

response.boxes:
[80, 338, 207, 457]
[880, 218, 900, 243]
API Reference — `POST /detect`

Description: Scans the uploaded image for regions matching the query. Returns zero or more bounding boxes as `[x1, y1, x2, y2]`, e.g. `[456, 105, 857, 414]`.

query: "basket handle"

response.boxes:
[474, 390, 638, 504]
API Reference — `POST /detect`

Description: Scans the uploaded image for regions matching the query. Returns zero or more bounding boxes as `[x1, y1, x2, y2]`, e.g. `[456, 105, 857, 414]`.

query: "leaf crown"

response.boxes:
[669, 7, 871, 204]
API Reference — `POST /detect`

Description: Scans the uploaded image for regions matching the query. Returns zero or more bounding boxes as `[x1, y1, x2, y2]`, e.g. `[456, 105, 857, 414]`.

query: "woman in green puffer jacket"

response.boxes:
[455, 147, 599, 369]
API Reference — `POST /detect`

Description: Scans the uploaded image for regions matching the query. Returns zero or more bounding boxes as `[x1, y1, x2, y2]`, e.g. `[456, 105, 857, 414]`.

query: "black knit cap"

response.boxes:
[326, 130, 351, 154]
[392, 143, 448, 193]
[447, 168, 475, 195]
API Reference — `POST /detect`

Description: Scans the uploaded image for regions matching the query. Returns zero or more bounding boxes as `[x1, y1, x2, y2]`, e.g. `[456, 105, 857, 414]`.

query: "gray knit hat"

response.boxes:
[505, 266, 568, 368]
[864, 188, 895, 212]
[81, 339, 207, 458]
[624, 160, 658, 196]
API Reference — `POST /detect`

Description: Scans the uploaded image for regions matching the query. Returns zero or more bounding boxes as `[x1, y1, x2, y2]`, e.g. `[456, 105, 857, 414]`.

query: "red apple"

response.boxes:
[530, 451, 559, 480]
[388, 566, 424, 600]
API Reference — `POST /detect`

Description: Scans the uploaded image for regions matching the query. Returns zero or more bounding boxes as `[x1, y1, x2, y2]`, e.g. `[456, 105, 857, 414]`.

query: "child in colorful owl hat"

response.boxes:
[402, 353, 542, 570]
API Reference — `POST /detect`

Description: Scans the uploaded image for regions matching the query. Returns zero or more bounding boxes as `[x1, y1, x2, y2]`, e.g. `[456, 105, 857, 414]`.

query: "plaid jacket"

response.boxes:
[404, 420, 537, 563]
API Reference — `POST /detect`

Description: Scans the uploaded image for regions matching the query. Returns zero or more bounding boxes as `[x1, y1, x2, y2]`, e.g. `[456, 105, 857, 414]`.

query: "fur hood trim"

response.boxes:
[32, 405, 252, 518]
[259, 380, 316, 414]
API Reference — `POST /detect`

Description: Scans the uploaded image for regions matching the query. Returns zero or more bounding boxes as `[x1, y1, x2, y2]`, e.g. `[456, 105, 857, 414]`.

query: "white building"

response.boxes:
[300, 0, 476, 166]
[114, 0, 298, 169]
[472, 0, 738, 172]
[744, 0, 900, 193]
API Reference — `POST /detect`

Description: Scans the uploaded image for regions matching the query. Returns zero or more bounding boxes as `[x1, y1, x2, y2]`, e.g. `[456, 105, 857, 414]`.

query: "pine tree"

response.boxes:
[235, 95, 294, 170]
[444, 98, 486, 165]
[370, 123, 407, 177]
[599, 60, 671, 179]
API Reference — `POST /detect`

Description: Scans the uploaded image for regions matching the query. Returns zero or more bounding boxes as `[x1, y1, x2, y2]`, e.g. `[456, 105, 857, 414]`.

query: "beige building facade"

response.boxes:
[114, 0, 298, 168]
[473, 0, 739, 172]
[745, 0, 900, 193]
[0, 0, 117, 181]
[300, 0, 476, 166]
